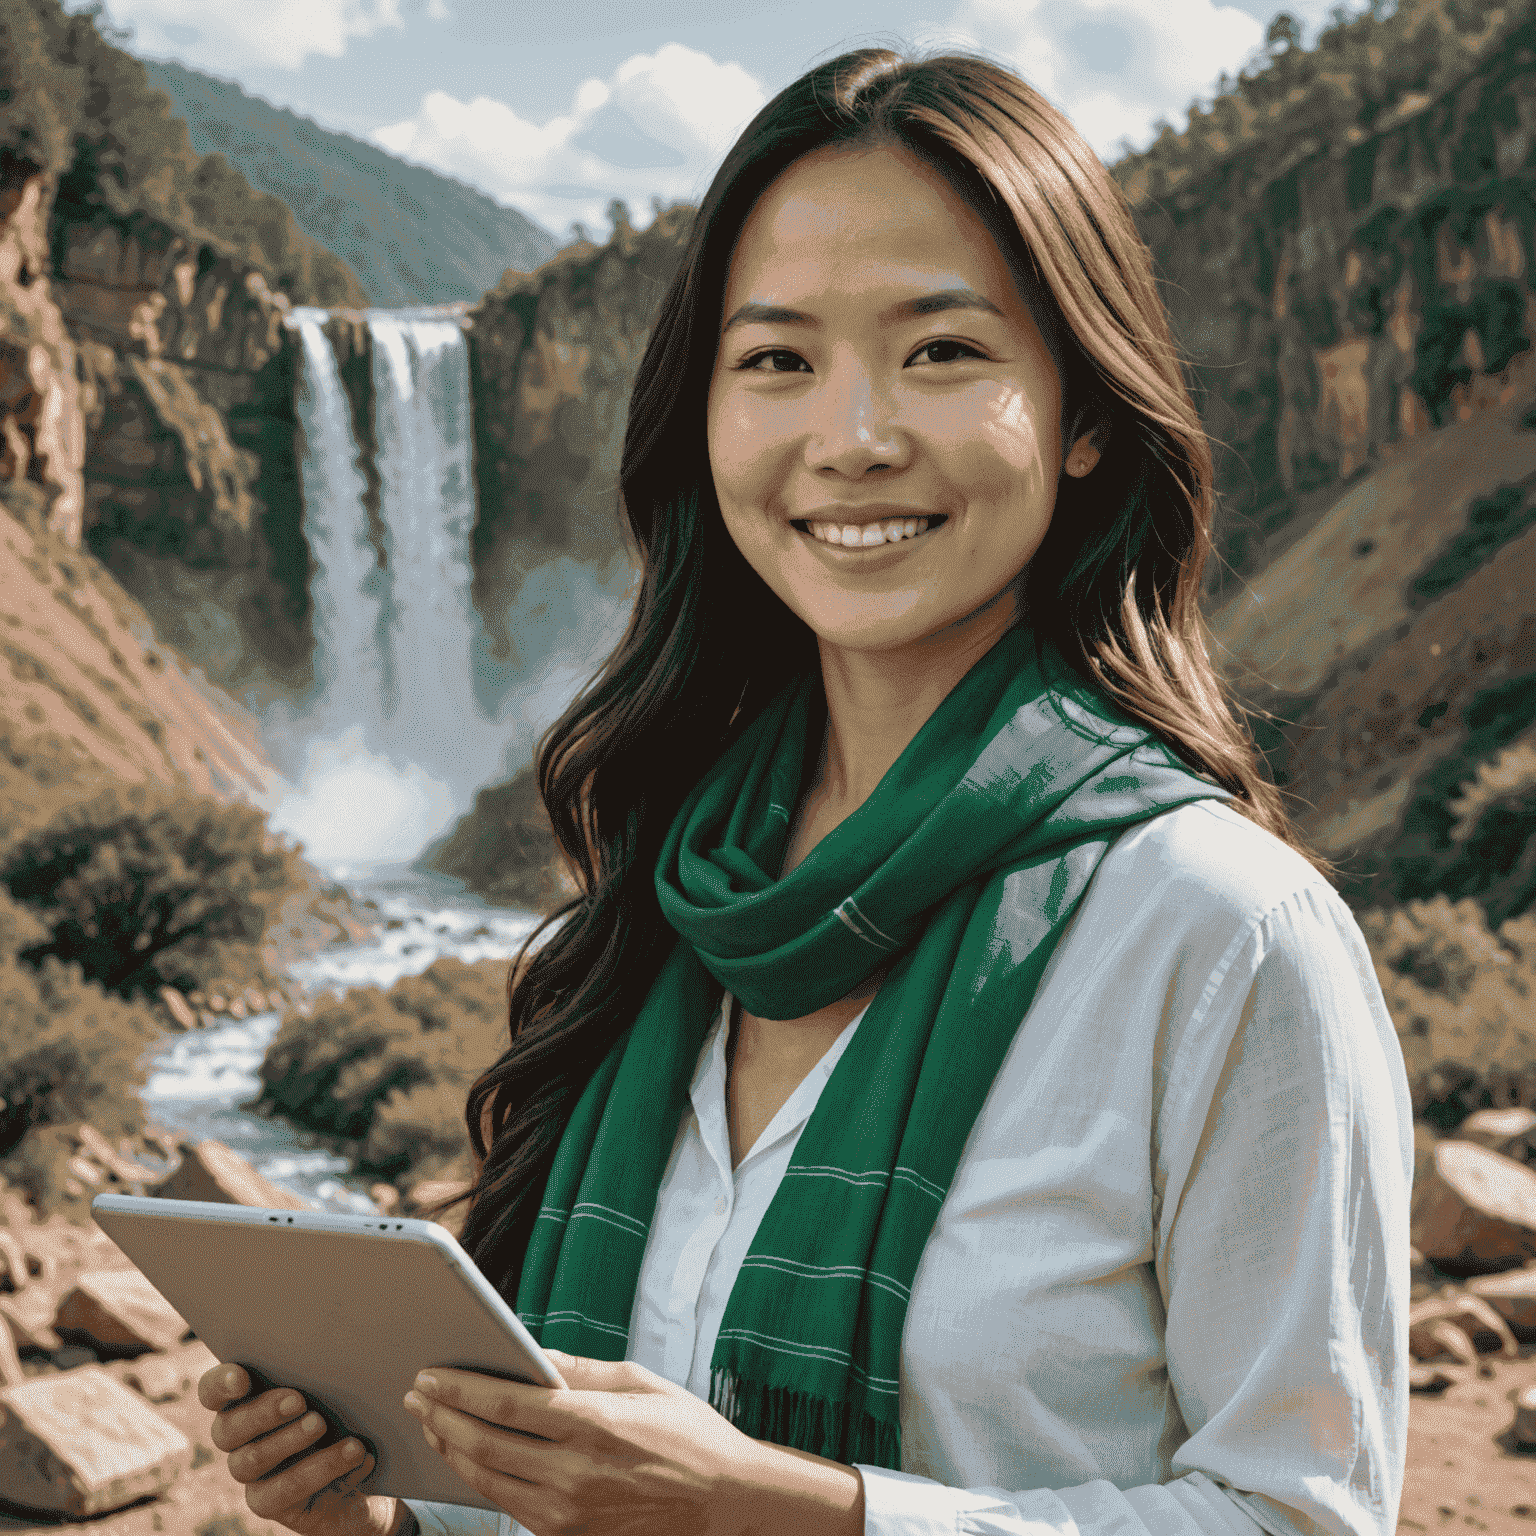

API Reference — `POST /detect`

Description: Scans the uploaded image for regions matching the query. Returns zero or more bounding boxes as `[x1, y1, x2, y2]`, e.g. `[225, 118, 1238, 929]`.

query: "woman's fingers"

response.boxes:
[228, 1410, 328, 1481]
[244, 1437, 372, 1520]
[210, 1382, 311, 1454]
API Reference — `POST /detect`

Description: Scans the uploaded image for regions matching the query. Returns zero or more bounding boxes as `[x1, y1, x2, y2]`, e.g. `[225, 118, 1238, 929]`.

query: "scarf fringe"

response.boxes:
[710, 1368, 901, 1469]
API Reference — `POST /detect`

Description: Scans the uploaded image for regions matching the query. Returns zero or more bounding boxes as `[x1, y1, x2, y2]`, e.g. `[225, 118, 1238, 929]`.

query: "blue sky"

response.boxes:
[94, 0, 1341, 239]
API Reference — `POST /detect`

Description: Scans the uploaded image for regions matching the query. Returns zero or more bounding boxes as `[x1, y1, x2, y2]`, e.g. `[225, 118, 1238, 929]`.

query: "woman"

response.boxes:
[203, 47, 1413, 1536]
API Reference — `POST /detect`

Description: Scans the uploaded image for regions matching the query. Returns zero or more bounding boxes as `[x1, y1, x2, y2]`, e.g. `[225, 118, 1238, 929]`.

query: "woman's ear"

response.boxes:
[1063, 413, 1111, 479]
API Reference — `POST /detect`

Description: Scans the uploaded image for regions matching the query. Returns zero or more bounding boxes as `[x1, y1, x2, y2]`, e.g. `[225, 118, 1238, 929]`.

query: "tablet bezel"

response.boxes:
[90, 1192, 566, 1511]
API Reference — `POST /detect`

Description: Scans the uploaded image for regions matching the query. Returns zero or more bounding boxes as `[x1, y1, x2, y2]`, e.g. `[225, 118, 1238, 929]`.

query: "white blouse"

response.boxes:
[407, 799, 1413, 1536]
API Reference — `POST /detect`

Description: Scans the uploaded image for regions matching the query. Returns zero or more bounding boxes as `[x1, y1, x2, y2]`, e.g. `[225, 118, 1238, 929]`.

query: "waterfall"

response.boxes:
[268, 306, 633, 876]
[271, 307, 495, 872]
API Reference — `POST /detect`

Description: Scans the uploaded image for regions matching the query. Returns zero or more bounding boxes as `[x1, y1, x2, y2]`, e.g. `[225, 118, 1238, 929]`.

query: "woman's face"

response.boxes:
[707, 144, 1101, 663]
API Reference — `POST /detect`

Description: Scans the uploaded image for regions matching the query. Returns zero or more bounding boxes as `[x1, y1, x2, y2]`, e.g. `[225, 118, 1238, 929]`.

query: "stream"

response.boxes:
[134, 869, 542, 1213]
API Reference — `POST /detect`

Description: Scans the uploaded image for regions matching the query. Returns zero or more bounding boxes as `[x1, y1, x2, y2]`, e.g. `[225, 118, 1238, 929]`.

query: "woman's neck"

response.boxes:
[781, 596, 1019, 875]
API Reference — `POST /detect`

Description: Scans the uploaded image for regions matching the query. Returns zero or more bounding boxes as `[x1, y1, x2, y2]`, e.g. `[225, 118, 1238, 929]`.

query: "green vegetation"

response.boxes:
[0, 0, 363, 306]
[1361, 896, 1536, 1128]
[142, 59, 558, 307]
[250, 957, 511, 1188]
[0, 887, 158, 1210]
[0, 782, 308, 998]
[1408, 477, 1536, 607]
[1112, 0, 1523, 207]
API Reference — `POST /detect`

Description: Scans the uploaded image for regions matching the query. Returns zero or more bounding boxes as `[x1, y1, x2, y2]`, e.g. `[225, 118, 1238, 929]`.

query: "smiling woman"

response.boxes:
[201, 45, 1411, 1536]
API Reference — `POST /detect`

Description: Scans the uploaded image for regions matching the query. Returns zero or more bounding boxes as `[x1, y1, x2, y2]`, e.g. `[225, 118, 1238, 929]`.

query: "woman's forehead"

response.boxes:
[722, 147, 1023, 311]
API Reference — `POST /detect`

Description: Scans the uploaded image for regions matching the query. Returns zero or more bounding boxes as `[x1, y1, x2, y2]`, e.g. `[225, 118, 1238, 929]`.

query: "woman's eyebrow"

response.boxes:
[721, 287, 1003, 334]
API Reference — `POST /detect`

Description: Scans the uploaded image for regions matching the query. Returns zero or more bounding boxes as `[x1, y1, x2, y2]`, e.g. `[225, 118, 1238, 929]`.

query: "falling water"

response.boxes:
[270, 307, 494, 872]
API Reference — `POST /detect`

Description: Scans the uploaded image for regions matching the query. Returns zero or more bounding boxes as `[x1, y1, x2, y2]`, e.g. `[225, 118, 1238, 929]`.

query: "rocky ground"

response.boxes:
[6, 1109, 1536, 1532]
[0, 1128, 466, 1532]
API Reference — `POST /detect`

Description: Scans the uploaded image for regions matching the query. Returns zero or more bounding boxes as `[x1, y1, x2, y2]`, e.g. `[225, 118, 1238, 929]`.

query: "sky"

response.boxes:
[93, 0, 1343, 247]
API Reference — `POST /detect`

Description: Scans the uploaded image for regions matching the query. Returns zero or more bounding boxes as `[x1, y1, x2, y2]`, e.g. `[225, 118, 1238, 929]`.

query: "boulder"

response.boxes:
[1467, 1267, 1536, 1335]
[118, 1340, 216, 1403]
[149, 1139, 308, 1210]
[0, 1365, 192, 1515]
[0, 1288, 63, 1351]
[1515, 1383, 1536, 1447]
[74, 1123, 166, 1188]
[54, 1270, 192, 1355]
[158, 986, 199, 1031]
[1412, 1140, 1536, 1272]
[0, 1307, 23, 1387]
[243, 985, 268, 1014]
[1457, 1107, 1536, 1160]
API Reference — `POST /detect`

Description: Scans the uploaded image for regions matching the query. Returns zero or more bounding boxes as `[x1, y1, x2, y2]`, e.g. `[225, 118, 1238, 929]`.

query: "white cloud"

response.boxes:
[938, 0, 1265, 160]
[96, 0, 407, 70]
[371, 42, 768, 237]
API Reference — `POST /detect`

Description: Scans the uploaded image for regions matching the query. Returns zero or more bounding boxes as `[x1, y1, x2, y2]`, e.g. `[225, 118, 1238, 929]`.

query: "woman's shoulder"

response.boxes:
[1069, 798, 1358, 979]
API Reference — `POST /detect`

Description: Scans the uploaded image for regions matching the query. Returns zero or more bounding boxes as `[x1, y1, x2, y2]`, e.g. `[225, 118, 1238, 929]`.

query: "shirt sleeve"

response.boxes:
[402, 1502, 512, 1536]
[854, 883, 1415, 1536]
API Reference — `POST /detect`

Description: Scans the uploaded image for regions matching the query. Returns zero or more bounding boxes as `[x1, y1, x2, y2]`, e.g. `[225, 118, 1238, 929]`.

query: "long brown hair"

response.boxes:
[438, 48, 1324, 1301]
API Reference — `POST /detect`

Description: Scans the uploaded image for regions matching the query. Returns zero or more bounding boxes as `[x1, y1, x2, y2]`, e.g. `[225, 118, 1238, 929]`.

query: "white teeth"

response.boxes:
[803, 516, 937, 546]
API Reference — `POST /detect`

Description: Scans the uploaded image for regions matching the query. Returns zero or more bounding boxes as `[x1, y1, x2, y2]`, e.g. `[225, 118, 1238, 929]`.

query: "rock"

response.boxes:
[1412, 1140, 1536, 1273]
[370, 1183, 400, 1215]
[1408, 1363, 1456, 1394]
[74, 1123, 166, 1188]
[244, 985, 268, 1014]
[268, 989, 286, 1011]
[158, 986, 199, 1031]
[0, 1289, 63, 1351]
[1467, 1268, 1536, 1335]
[1515, 1383, 1536, 1447]
[54, 1270, 192, 1355]
[120, 1352, 193, 1403]
[149, 1138, 308, 1210]
[0, 1306, 23, 1387]
[227, 994, 247, 1019]
[1457, 1107, 1536, 1160]
[0, 1364, 192, 1515]
[207, 994, 227, 1013]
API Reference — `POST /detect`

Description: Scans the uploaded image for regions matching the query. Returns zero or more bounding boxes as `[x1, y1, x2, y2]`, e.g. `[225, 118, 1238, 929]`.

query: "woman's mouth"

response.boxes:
[791, 515, 947, 548]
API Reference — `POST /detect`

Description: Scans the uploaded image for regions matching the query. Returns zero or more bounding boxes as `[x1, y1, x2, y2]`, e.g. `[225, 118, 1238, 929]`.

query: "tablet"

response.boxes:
[90, 1193, 567, 1511]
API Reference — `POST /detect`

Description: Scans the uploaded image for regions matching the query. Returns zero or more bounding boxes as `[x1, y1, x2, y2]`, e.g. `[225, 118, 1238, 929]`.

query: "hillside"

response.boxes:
[1138, 0, 1536, 921]
[142, 60, 561, 307]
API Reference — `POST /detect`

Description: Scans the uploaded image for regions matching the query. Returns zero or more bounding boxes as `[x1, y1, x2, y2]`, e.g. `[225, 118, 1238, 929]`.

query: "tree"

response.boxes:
[0, 783, 307, 997]
[1266, 12, 1305, 51]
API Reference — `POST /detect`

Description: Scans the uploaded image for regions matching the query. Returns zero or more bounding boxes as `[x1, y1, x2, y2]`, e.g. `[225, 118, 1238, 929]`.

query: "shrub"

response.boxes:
[0, 782, 308, 998]
[251, 957, 510, 1187]
[1360, 895, 1536, 1128]
[0, 890, 158, 1217]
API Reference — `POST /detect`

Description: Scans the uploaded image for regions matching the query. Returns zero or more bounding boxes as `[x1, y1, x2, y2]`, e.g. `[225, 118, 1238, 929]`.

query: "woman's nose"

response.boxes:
[804, 366, 909, 478]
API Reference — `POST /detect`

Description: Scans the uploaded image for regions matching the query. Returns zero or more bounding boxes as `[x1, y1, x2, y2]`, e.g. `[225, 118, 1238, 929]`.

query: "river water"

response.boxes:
[135, 869, 542, 1213]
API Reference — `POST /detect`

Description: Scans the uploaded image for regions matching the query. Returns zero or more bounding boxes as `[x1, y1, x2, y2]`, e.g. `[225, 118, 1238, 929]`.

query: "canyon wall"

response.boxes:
[1134, 18, 1535, 915]
[465, 206, 692, 693]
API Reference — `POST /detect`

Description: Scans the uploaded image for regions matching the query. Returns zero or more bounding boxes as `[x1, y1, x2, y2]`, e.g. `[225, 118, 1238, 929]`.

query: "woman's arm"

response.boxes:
[851, 884, 1414, 1536]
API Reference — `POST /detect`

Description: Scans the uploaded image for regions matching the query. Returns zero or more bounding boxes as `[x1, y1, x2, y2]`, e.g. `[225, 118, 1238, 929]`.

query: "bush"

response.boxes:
[0, 782, 308, 998]
[0, 890, 159, 1216]
[1360, 895, 1536, 1128]
[251, 957, 511, 1187]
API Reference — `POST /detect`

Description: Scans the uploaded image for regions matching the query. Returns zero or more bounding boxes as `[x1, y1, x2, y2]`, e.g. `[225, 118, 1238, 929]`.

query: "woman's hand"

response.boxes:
[200, 1363, 403, 1536]
[403, 1350, 863, 1536]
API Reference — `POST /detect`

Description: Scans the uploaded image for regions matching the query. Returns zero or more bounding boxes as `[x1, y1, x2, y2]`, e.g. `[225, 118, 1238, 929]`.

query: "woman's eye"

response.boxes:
[911, 339, 984, 366]
[739, 349, 809, 373]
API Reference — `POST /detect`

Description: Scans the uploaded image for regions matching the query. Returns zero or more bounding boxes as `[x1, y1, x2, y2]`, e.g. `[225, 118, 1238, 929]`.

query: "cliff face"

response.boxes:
[1144, 23, 1536, 917]
[56, 205, 313, 710]
[465, 207, 692, 691]
[1137, 16, 1534, 590]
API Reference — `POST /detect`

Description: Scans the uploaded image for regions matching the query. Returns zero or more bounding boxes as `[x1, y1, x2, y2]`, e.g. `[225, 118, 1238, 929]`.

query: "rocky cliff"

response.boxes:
[1139, 12, 1536, 916]
[464, 205, 692, 695]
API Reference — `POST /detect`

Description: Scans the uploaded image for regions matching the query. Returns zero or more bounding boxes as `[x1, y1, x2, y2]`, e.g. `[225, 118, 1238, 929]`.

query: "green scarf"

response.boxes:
[515, 626, 1229, 1467]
